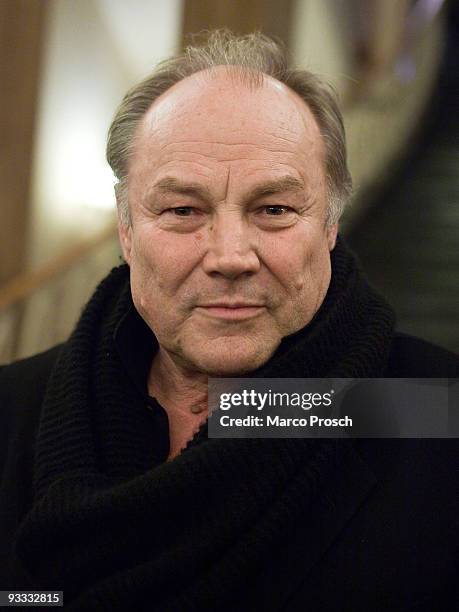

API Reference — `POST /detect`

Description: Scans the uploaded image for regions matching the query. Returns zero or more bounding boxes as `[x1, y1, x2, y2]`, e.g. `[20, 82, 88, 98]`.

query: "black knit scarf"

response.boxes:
[14, 237, 395, 611]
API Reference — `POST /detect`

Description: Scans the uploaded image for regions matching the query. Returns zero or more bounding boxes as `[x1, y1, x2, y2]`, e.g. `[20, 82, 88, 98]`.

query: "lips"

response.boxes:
[200, 302, 263, 309]
[196, 303, 265, 320]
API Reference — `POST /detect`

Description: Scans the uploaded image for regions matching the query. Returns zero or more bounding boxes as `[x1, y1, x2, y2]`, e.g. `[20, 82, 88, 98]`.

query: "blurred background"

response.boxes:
[0, 0, 457, 363]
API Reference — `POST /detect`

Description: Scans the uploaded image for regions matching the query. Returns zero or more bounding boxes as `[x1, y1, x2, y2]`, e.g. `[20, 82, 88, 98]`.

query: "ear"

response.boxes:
[326, 223, 338, 251]
[115, 182, 132, 264]
[118, 220, 132, 265]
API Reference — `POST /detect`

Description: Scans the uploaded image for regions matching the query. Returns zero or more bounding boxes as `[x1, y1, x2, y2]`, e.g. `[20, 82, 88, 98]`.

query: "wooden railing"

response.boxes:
[0, 222, 118, 312]
[0, 222, 120, 364]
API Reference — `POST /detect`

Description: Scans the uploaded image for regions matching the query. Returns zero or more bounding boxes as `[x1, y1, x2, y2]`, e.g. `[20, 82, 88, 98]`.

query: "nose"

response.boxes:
[201, 211, 260, 279]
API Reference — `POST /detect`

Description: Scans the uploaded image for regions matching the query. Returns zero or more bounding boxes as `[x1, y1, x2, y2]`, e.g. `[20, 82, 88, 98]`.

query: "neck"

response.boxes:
[148, 347, 208, 414]
[148, 348, 210, 460]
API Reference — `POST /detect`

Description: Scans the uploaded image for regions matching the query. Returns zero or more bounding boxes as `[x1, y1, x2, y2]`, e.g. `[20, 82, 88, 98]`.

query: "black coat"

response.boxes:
[1, 332, 458, 611]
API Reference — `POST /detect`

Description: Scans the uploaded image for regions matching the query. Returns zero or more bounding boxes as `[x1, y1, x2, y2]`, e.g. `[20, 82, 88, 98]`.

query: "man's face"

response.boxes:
[119, 68, 338, 375]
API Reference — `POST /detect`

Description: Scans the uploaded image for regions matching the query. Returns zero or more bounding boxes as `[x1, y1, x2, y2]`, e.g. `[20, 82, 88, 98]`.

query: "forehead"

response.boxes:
[129, 67, 325, 190]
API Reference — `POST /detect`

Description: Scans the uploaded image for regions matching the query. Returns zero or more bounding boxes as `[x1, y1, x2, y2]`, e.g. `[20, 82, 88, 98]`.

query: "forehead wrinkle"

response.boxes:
[152, 122, 317, 161]
[156, 142, 311, 165]
[223, 164, 231, 202]
[159, 138, 298, 149]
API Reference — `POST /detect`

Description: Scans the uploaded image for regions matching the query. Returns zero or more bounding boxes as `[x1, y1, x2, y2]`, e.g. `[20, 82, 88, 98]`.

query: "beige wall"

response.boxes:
[0, 0, 48, 283]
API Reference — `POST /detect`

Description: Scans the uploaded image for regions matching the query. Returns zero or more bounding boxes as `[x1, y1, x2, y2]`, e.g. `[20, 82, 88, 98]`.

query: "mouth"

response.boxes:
[196, 304, 266, 321]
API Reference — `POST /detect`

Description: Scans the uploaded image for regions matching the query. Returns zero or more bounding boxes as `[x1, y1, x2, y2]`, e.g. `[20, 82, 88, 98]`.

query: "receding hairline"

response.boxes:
[133, 65, 324, 153]
[143, 64, 272, 109]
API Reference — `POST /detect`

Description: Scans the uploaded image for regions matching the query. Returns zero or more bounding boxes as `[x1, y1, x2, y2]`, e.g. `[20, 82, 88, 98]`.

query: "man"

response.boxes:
[1, 31, 457, 611]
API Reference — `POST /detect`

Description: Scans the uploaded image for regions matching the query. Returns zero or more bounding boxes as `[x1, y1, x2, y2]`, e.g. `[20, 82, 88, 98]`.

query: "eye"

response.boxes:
[263, 205, 292, 215]
[253, 204, 298, 229]
[168, 207, 194, 216]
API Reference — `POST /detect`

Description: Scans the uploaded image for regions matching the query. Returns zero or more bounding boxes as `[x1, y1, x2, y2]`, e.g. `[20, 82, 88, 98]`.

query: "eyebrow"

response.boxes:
[152, 177, 212, 201]
[247, 176, 305, 200]
[150, 175, 305, 202]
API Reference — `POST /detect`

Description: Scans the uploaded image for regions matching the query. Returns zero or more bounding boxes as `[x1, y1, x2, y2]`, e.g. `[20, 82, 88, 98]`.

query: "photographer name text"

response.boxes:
[219, 415, 352, 428]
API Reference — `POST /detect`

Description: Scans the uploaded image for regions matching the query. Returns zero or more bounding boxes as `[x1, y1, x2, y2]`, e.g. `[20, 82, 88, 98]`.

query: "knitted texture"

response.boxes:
[13, 237, 395, 611]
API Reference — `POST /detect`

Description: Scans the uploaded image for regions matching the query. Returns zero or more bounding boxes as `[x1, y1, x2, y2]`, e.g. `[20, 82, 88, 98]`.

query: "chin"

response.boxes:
[183, 336, 278, 376]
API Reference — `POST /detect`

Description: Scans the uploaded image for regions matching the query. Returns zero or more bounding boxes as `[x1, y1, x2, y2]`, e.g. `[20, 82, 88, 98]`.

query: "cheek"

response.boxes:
[131, 228, 202, 294]
[262, 228, 331, 296]
[298, 242, 332, 302]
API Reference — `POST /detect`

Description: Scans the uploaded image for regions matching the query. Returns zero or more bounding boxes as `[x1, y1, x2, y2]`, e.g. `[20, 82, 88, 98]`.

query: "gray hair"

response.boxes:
[107, 30, 352, 227]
